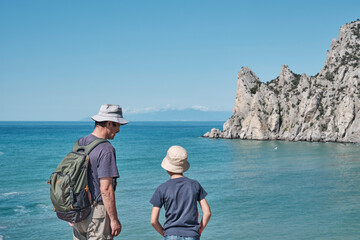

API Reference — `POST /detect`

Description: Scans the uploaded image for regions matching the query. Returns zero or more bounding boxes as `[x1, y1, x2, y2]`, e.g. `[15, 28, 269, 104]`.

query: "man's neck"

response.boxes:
[92, 126, 108, 139]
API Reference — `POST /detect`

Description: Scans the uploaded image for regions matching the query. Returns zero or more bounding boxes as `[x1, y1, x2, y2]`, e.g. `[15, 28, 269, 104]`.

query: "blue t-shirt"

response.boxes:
[150, 176, 207, 238]
[78, 134, 119, 202]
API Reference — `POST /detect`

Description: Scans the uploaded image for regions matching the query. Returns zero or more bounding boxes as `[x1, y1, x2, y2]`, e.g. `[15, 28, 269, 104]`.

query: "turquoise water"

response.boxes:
[0, 121, 360, 240]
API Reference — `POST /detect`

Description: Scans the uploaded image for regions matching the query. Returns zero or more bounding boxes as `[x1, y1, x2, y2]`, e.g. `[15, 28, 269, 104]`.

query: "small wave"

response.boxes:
[0, 234, 3, 240]
[14, 205, 30, 215]
[0, 226, 5, 229]
[2, 192, 23, 197]
[0, 151, 3, 156]
[36, 203, 51, 210]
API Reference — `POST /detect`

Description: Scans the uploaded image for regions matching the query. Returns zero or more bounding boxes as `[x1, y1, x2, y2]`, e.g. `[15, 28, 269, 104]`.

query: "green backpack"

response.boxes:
[49, 138, 107, 223]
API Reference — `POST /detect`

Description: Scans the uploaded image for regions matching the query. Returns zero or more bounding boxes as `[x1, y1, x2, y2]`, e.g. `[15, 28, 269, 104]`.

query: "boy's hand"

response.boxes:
[151, 206, 165, 236]
[199, 198, 211, 235]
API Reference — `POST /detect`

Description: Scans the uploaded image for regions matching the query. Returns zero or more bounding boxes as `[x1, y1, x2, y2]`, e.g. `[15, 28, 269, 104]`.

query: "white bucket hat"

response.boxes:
[161, 145, 190, 173]
[91, 104, 128, 125]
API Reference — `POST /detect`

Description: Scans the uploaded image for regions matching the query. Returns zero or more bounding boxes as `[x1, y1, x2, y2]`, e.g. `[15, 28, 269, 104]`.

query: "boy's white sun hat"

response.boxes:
[91, 104, 128, 125]
[161, 145, 190, 173]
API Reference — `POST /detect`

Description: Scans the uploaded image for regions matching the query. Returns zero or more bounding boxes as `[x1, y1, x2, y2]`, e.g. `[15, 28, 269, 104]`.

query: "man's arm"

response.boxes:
[150, 206, 164, 237]
[199, 198, 211, 234]
[100, 177, 121, 237]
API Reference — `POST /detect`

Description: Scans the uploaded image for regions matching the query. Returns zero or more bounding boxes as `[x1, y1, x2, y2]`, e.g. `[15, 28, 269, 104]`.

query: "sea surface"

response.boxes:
[0, 121, 360, 240]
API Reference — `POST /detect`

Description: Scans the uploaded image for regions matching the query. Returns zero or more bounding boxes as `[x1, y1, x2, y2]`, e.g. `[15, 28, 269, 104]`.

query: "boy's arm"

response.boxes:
[199, 198, 211, 234]
[150, 206, 165, 237]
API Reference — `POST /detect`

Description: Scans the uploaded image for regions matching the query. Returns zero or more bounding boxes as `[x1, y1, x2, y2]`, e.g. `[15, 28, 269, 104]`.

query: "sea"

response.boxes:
[0, 121, 360, 240]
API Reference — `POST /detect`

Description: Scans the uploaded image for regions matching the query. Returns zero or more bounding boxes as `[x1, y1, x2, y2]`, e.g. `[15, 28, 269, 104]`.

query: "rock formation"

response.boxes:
[203, 20, 360, 143]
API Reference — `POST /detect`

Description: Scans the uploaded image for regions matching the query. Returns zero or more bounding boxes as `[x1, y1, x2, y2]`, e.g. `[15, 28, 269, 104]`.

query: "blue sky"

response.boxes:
[0, 0, 359, 121]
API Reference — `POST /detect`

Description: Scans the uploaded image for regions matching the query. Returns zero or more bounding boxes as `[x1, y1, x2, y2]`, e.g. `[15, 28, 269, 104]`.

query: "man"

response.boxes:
[72, 104, 128, 240]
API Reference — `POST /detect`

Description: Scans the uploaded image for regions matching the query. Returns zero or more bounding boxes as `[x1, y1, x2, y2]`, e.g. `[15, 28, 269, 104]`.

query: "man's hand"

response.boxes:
[100, 177, 121, 237]
[111, 218, 122, 236]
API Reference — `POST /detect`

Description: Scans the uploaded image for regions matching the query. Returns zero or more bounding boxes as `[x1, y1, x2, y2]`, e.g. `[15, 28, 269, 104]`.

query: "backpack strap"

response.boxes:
[72, 138, 109, 205]
[72, 138, 108, 154]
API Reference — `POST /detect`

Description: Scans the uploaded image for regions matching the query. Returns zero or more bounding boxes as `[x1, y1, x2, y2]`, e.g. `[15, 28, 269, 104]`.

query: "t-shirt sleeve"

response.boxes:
[196, 182, 208, 201]
[150, 187, 163, 208]
[97, 151, 119, 179]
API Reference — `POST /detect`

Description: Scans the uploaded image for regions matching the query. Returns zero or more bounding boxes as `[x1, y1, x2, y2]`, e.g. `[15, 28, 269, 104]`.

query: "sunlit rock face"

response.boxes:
[204, 20, 360, 143]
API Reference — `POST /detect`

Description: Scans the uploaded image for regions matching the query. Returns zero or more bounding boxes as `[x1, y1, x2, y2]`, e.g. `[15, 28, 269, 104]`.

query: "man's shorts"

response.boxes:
[73, 203, 113, 240]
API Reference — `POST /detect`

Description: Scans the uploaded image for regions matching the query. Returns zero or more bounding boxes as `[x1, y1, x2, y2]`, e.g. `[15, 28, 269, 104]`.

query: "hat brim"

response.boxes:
[161, 157, 190, 173]
[91, 115, 128, 125]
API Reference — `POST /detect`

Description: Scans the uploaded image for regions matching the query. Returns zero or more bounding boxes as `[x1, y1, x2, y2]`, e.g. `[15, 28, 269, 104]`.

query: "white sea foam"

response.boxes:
[36, 203, 50, 210]
[14, 205, 30, 215]
[2, 192, 23, 197]
[0, 234, 3, 240]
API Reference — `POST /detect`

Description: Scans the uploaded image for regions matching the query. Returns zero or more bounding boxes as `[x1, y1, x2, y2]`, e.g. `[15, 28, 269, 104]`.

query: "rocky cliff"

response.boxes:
[203, 20, 360, 143]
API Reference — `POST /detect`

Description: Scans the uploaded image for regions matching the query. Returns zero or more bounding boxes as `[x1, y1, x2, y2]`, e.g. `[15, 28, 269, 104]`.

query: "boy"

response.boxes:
[150, 145, 211, 240]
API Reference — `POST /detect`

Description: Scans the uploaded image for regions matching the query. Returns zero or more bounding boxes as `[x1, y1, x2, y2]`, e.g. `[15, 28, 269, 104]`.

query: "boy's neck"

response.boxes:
[167, 171, 184, 179]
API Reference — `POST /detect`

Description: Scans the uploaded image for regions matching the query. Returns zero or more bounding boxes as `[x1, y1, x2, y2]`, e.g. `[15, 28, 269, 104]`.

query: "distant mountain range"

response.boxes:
[125, 108, 232, 121]
[82, 108, 232, 121]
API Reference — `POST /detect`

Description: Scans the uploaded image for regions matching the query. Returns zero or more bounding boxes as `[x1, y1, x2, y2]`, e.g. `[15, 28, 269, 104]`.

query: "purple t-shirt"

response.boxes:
[150, 176, 207, 238]
[78, 134, 119, 202]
